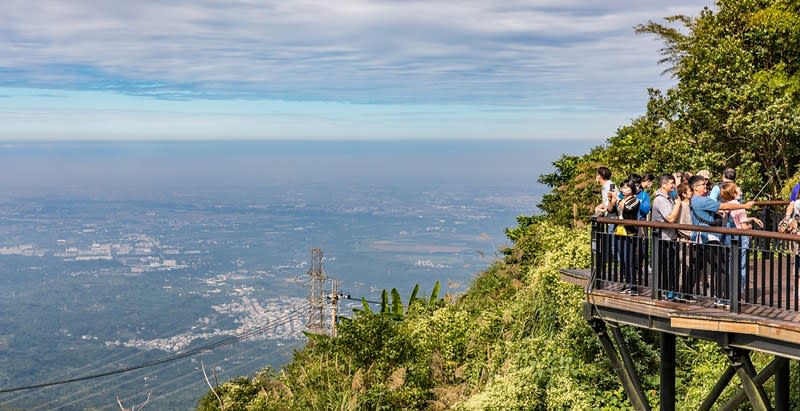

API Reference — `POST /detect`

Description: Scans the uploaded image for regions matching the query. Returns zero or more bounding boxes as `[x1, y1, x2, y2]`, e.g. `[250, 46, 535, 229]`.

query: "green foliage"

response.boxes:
[409, 284, 419, 304]
[429, 281, 441, 306]
[360, 297, 373, 314]
[536, 152, 605, 227]
[391, 288, 403, 315]
[199, 215, 800, 410]
[638, 0, 800, 197]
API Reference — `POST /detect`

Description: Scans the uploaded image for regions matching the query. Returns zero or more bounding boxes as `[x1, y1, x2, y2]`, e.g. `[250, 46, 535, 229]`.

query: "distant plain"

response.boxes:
[0, 140, 592, 409]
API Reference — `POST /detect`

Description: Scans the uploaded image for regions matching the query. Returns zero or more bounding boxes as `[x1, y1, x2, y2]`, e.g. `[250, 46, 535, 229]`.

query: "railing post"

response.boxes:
[730, 236, 740, 314]
[652, 228, 660, 300]
[590, 216, 598, 292]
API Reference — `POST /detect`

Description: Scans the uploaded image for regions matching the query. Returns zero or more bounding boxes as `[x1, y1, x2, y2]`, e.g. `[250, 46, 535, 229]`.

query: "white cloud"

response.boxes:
[0, 0, 711, 107]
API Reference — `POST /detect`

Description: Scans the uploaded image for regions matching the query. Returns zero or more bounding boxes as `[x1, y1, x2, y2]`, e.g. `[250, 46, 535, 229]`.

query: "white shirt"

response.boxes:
[601, 180, 615, 209]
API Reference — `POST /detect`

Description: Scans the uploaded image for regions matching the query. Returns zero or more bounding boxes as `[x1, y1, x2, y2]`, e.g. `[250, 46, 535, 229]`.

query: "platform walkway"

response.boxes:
[561, 207, 800, 411]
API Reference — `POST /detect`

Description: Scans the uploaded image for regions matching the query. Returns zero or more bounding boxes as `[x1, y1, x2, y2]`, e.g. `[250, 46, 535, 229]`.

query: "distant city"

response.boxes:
[0, 140, 587, 409]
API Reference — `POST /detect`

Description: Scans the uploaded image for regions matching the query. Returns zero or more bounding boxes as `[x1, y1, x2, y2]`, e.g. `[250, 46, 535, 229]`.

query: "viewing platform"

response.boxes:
[560, 203, 799, 411]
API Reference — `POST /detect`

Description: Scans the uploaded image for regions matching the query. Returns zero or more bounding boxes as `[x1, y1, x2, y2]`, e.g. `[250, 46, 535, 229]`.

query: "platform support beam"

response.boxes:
[659, 332, 675, 411]
[699, 366, 735, 411]
[590, 320, 651, 411]
[775, 358, 790, 411]
[722, 348, 771, 411]
[717, 356, 785, 411]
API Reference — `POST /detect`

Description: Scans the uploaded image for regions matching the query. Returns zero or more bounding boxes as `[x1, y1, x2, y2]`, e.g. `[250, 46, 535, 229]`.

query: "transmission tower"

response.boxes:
[306, 248, 328, 334]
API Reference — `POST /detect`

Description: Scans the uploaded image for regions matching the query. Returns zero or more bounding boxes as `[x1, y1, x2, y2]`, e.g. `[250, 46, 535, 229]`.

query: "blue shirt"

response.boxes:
[690, 195, 721, 243]
[791, 182, 800, 202]
[637, 191, 651, 220]
[709, 184, 721, 201]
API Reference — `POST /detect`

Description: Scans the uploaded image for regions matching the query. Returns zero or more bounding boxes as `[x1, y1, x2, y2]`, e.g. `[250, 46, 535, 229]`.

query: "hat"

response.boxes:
[696, 169, 710, 179]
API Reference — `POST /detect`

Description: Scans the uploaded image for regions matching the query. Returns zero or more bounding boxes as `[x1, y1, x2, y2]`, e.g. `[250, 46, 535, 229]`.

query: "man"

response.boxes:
[652, 174, 682, 300]
[653, 174, 682, 235]
[594, 166, 615, 216]
[709, 168, 736, 201]
[689, 175, 754, 307]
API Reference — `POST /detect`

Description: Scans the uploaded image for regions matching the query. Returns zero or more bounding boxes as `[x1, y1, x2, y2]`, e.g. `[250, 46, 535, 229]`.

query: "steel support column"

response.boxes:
[775, 357, 790, 411]
[660, 332, 675, 411]
[590, 320, 651, 411]
[723, 348, 771, 411]
[716, 356, 784, 411]
[609, 324, 650, 411]
[699, 366, 735, 411]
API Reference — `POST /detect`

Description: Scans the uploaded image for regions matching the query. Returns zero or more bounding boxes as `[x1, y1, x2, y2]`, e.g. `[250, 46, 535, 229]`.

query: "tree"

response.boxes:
[638, 0, 800, 196]
[538, 0, 800, 226]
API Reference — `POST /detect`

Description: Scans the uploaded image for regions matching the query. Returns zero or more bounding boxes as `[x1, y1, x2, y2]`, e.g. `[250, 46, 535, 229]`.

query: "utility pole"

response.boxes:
[306, 248, 327, 334]
[329, 279, 340, 337]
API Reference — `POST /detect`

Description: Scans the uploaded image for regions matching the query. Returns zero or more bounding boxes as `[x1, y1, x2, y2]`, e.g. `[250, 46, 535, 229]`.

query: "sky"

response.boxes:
[0, 0, 712, 141]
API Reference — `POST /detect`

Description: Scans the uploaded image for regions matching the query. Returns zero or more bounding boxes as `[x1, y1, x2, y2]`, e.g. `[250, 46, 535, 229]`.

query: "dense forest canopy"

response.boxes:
[197, 1, 800, 409]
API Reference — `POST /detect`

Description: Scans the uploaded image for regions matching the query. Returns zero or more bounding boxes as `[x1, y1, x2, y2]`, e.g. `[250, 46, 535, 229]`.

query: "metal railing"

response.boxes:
[590, 201, 800, 314]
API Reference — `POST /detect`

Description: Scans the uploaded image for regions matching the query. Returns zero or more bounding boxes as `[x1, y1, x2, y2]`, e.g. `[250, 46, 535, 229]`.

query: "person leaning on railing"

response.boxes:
[720, 182, 763, 290]
[689, 175, 755, 307]
[593, 166, 615, 217]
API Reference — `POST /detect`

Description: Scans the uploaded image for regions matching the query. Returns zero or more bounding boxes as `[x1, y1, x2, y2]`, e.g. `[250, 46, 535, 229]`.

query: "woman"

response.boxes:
[609, 179, 640, 294]
[676, 182, 697, 302]
[720, 183, 762, 292]
[673, 171, 684, 187]
[676, 182, 693, 240]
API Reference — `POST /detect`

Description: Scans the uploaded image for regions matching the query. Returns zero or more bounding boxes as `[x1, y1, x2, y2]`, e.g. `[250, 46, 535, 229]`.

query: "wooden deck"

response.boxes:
[561, 268, 800, 360]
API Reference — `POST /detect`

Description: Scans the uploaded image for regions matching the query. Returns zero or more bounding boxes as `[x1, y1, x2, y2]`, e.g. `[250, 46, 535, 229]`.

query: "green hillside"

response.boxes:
[196, 0, 800, 409]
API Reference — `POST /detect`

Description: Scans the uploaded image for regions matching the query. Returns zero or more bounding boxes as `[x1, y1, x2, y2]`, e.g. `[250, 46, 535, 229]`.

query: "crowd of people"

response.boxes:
[593, 166, 770, 306]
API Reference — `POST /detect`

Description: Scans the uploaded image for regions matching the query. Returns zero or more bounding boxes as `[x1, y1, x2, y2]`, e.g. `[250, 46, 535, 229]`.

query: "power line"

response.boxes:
[0, 304, 310, 395]
[46, 309, 309, 410]
[3, 279, 378, 401]
[2, 311, 215, 407]
[342, 295, 381, 304]
[148, 334, 305, 405]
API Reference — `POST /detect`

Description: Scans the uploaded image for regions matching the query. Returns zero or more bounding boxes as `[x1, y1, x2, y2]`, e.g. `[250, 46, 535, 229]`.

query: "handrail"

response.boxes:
[594, 217, 800, 242]
[596, 199, 797, 242]
[590, 200, 799, 315]
[752, 200, 791, 206]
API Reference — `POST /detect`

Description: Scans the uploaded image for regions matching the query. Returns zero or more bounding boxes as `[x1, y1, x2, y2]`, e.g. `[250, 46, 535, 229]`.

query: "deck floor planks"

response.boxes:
[560, 268, 800, 346]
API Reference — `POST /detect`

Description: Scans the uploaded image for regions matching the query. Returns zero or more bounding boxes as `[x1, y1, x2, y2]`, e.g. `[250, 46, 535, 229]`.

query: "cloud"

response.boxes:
[0, 0, 710, 108]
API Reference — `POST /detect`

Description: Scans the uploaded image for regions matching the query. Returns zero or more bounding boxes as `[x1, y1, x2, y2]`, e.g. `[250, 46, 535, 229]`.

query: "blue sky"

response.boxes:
[0, 0, 711, 141]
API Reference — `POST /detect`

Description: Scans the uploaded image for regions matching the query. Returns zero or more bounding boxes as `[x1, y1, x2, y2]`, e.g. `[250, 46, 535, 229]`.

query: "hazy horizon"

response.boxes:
[0, 139, 594, 201]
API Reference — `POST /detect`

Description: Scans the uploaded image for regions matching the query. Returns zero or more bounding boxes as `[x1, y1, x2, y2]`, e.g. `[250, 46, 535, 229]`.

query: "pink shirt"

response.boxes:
[727, 200, 747, 228]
